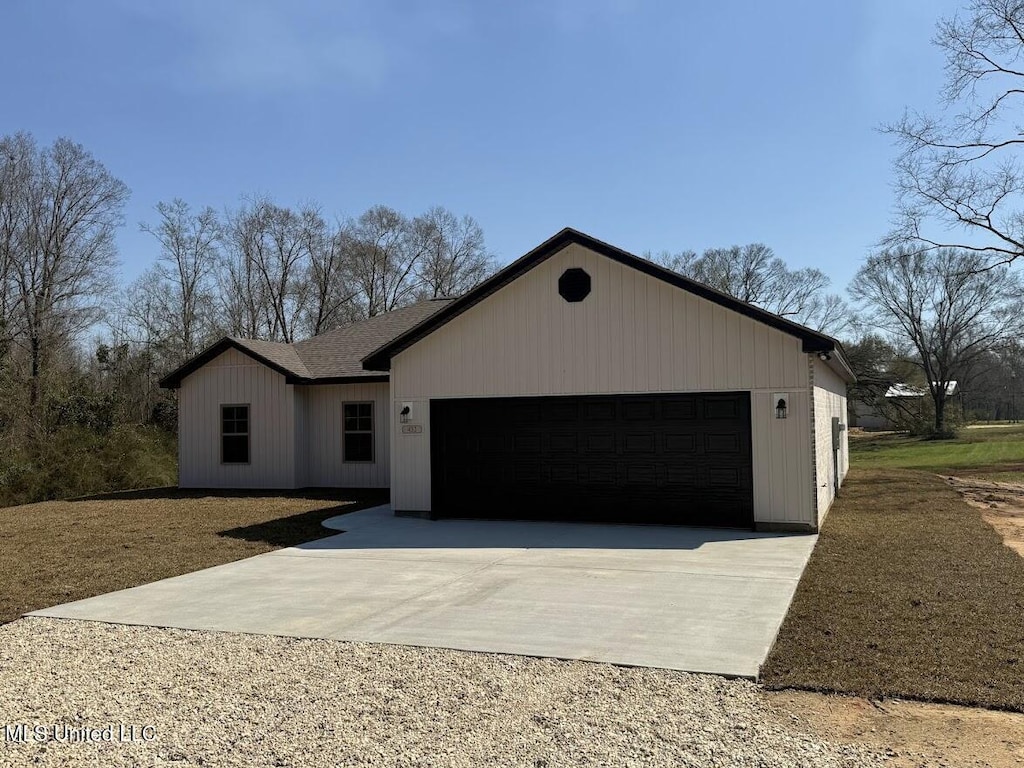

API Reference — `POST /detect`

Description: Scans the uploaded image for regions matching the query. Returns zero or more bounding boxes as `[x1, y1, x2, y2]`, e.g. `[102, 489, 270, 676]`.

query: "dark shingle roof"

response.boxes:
[293, 300, 456, 379]
[159, 298, 455, 388]
[230, 338, 311, 379]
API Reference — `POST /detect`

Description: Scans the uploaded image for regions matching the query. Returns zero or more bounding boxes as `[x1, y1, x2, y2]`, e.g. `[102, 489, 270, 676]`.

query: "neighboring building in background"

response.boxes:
[161, 229, 855, 533]
[850, 381, 960, 430]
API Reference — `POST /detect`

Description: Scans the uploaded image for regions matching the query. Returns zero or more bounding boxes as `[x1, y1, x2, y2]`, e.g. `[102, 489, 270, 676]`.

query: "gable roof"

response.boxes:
[292, 300, 456, 381]
[157, 337, 310, 389]
[159, 299, 455, 389]
[232, 338, 311, 379]
[361, 227, 851, 374]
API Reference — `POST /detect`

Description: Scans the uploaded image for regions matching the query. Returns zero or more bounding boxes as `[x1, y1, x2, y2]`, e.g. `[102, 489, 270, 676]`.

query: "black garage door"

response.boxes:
[430, 392, 753, 527]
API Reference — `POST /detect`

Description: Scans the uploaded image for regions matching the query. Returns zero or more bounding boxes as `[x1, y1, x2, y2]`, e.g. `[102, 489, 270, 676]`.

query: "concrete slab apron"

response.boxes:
[29, 505, 817, 679]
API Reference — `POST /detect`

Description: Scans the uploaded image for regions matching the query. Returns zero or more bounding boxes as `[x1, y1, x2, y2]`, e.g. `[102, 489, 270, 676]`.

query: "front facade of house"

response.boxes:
[162, 229, 853, 532]
[177, 364, 391, 490]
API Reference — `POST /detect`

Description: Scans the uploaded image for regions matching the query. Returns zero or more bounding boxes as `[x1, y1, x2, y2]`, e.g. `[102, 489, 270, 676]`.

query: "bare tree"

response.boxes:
[342, 205, 421, 317]
[7, 136, 128, 422]
[0, 133, 35, 366]
[138, 199, 220, 361]
[884, 0, 1024, 265]
[850, 247, 1024, 434]
[219, 197, 318, 342]
[412, 207, 494, 298]
[655, 243, 850, 334]
[661, 244, 780, 303]
[107, 274, 178, 428]
[217, 220, 272, 340]
[298, 211, 361, 336]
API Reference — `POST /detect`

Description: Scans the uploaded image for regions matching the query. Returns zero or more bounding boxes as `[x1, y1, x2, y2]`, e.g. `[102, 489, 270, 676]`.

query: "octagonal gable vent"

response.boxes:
[558, 268, 591, 303]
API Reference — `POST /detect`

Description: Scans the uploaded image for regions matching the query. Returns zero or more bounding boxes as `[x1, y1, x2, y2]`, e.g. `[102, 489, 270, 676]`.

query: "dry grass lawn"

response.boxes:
[760, 467, 1024, 711]
[0, 488, 386, 624]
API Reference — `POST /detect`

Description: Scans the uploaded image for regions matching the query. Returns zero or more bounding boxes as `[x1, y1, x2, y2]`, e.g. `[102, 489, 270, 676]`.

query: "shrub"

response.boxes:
[0, 425, 177, 508]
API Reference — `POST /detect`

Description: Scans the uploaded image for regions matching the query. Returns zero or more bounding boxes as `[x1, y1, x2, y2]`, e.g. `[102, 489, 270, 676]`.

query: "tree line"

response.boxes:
[649, 243, 851, 336]
[122, 197, 493, 361]
[0, 131, 495, 504]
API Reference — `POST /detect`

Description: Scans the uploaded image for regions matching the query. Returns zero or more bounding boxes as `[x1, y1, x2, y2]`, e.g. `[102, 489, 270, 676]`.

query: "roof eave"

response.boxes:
[811, 342, 857, 384]
[286, 373, 390, 385]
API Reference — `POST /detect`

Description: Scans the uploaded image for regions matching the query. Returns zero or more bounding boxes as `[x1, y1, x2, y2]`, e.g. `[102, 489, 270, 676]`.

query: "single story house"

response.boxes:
[161, 228, 853, 532]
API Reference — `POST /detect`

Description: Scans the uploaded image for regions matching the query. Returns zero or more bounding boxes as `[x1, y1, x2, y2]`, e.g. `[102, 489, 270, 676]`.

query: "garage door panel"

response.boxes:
[623, 401, 656, 420]
[582, 400, 617, 421]
[549, 433, 578, 452]
[549, 463, 579, 483]
[664, 433, 697, 453]
[543, 400, 579, 422]
[665, 465, 699, 485]
[478, 434, 507, 452]
[708, 467, 742, 487]
[625, 464, 656, 484]
[512, 403, 542, 423]
[704, 397, 743, 419]
[661, 399, 697, 420]
[514, 462, 542, 483]
[705, 433, 741, 453]
[624, 433, 656, 453]
[579, 463, 618, 484]
[583, 433, 616, 453]
[512, 432, 541, 451]
[430, 393, 753, 528]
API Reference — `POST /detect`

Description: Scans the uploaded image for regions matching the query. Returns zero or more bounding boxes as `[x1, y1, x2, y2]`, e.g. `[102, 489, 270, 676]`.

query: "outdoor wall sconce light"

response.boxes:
[400, 404, 411, 423]
[774, 393, 789, 419]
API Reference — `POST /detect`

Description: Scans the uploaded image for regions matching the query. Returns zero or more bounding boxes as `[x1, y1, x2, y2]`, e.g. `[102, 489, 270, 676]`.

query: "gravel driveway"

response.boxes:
[0, 618, 893, 767]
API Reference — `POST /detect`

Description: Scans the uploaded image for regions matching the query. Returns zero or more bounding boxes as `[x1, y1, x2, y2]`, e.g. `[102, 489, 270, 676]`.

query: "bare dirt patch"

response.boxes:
[767, 690, 1024, 768]
[947, 475, 1024, 556]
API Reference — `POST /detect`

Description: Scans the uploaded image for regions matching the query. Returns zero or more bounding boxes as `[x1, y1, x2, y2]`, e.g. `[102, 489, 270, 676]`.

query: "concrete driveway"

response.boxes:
[30, 505, 816, 678]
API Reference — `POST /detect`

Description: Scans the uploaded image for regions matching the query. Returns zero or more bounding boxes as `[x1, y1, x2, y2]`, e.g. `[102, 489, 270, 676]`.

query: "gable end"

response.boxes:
[361, 228, 842, 371]
[160, 338, 318, 389]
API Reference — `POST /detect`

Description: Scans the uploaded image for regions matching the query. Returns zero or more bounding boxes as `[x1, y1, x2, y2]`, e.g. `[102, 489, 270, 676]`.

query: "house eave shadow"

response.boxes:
[288, 510, 813, 553]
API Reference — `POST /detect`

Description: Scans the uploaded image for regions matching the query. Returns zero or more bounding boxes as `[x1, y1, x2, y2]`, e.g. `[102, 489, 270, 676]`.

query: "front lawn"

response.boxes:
[850, 424, 1024, 472]
[761, 426, 1024, 711]
[0, 488, 386, 625]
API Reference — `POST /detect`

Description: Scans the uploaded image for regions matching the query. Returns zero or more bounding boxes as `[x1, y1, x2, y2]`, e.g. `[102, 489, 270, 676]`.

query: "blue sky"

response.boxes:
[1, 0, 961, 291]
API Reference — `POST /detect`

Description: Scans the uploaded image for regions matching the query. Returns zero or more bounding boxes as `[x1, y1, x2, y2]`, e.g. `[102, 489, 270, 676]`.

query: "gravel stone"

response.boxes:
[0, 618, 897, 767]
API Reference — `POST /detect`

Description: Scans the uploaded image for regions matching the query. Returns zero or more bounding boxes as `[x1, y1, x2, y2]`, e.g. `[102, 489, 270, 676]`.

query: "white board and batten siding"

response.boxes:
[812, 356, 850, 524]
[391, 242, 819, 527]
[298, 383, 390, 488]
[179, 350, 390, 489]
[178, 347, 296, 488]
